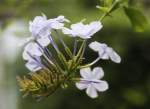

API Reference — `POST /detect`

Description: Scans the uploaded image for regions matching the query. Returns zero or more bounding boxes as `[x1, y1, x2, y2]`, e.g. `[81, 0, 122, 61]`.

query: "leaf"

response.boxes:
[124, 6, 148, 32]
[96, 5, 109, 13]
[105, 0, 113, 6]
[97, 0, 113, 13]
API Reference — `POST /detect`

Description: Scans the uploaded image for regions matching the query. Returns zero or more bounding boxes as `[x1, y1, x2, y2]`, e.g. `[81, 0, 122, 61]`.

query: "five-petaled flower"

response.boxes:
[62, 21, 102, 39]
[89, 41, 121, 63]
[29, 14, 69, 47]
[76, 67, 108, 98]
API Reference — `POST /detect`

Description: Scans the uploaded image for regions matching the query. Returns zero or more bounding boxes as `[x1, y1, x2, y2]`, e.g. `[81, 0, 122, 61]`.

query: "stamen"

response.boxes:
[81, 40, 87, 57]
[48, 35, 60, 53]
[54, 30, 73, 58]
[54, 30, 67, 48]
[79, 56, 101, 68]
[73, 38, 78, 56]
[35, 41, 55, 66]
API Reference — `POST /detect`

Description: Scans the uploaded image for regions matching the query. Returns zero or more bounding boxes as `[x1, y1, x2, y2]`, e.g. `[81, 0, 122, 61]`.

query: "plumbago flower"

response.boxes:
[62, 21, 102, 39]
[89, 41, 121, 63]
[17, 11, 121, 100]
[28, 14, 69, 47]
[76, 67, 108, 98]
[22, 42, 44, 71]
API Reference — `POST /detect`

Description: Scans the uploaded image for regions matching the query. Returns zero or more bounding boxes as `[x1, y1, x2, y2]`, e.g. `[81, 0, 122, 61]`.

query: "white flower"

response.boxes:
[22, 42, 44, 71]
[29, 14, 69, 47]
[48, 15, 70, 29]
[25, 56, 43, 72]
[62, 21, 102, 39]
[89, 41, 121, 63]
[22, 42, 43, 60]
[29, 14, 51, 37]
[76, 67, 108, 98]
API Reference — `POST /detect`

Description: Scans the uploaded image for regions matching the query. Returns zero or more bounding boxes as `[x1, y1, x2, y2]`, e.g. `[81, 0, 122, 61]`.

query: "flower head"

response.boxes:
[62, 21, 102, 39]
[89, 41, 121, 63]
[76, 67, 108, 98]
[18, 14, 121, 100]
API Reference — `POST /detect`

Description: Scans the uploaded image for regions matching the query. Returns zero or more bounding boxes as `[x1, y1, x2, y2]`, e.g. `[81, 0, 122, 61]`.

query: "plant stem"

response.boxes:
[73, 38, 78, 56]
[99, 0, 119, 21]
[79, 56, 101, 69]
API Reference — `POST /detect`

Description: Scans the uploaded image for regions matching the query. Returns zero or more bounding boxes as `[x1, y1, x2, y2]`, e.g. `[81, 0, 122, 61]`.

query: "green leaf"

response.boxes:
[118, 0, 129, 4]
[105, 0, 113, 6]
[96, 5, 109, 13]
[124, 6, 148, 32]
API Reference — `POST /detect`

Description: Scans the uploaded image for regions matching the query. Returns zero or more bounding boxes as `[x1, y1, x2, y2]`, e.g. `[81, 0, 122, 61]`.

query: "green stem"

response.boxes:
[54, 30, 73, 58]
[99, 0, 119, 21]
[71, 78, 81, 82]
[79, 56, 101, 69]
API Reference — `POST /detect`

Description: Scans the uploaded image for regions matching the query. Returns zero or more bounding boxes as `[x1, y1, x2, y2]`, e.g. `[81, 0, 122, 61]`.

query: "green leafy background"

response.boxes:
[0, 0, 150, 109]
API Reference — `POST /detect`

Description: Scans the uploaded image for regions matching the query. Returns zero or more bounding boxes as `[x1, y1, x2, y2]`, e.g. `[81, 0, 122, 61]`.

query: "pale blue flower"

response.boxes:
[89, 41, 121, 63]
[29, 14, 69, 47]
[22, 42, 44, 71]
[62, 21, 102, 39]
[48, 15, 70, 29]
[29, 15, 50, 37]
[76, 67, 108, 98]
[22, 42, 43, 60]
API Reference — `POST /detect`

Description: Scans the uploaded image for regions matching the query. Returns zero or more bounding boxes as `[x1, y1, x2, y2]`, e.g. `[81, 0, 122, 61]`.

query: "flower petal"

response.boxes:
[55, 15, 70, 23]
[71, 22, 84, 32]
[86, 84, 98, 98]
[22, 50, 32, 60]
[92, 67, 104, 79]
[100, 52, 109, 60]
[50, 22, 64, 29]
[25, 58, 42, 72]
[107, 47, 121, 63]
[62, 27, 76, 37]
[89, 41, 107, 53]
[25, 42, 43, 57]
[75, 82, 88, 90]
[88, 21, 103, 36]
[80, 67, 92, 79]
[93, 81, 109, 92]
[37, 35, 51, 47]
[29, 15, 48, 36]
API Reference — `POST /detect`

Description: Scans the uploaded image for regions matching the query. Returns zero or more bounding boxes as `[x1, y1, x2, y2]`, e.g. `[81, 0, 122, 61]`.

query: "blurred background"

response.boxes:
[0, 0, 150, 109]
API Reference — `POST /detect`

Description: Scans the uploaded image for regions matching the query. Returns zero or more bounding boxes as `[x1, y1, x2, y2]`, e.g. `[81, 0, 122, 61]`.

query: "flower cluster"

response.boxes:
[18, 14, 121, 100]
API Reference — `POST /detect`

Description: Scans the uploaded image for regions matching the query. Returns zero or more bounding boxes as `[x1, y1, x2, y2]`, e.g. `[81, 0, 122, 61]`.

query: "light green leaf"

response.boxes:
[96, 5, 109, 13]
[105, 0, 113, 6]
[124, 6, 148, 32]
